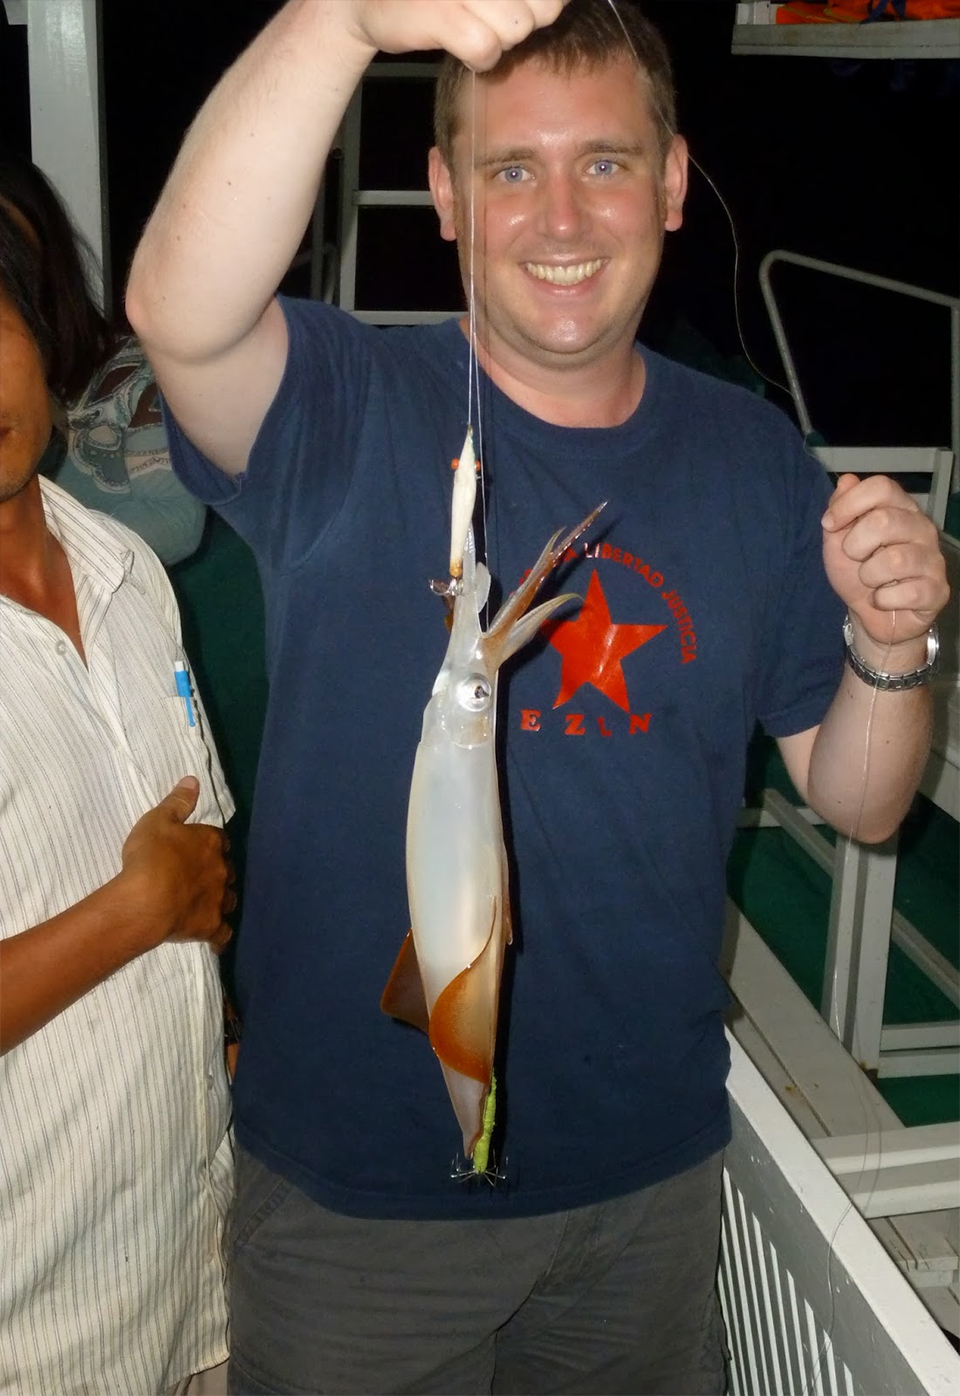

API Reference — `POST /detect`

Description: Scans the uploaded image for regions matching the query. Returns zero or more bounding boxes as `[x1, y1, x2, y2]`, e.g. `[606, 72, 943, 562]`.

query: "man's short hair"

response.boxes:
[433, 0, 677, 172]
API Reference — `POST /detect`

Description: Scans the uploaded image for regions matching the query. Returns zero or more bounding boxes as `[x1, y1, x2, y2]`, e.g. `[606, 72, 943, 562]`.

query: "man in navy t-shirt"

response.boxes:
[128, 2, 948, 1391]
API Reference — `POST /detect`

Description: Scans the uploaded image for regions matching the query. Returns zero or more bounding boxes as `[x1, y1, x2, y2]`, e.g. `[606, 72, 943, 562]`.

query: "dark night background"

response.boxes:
[2, 0, 958, 445]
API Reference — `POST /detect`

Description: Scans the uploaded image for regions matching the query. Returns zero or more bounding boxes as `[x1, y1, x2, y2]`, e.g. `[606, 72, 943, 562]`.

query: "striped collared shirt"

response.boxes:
[0, 480, 235, 1395]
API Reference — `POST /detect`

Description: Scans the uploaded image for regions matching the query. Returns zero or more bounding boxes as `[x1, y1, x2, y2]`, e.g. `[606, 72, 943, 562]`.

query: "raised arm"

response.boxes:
[126, 0, 566, 477]
[778, 474, 949, 842]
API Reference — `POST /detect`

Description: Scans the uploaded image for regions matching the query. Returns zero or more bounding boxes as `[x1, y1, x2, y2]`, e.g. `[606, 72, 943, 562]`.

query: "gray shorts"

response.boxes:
[227, 1145, 726, 1396]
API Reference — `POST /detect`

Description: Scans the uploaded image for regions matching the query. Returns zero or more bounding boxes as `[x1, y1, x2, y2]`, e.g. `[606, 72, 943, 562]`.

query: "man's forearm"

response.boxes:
[0, 876, 160, 1054]
[805, 638, 934, 843]
[127, 0, 374, 365]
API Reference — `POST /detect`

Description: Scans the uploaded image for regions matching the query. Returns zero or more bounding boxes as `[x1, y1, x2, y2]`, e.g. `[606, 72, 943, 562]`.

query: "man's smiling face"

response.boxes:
[429, 54, 687, 385]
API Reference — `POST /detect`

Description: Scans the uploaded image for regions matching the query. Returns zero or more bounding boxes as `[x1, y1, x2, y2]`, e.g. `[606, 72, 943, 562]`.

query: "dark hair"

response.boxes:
[434, 0, 677, 170]
[0, 199, 52, 370]
[0, 149, 113, 401]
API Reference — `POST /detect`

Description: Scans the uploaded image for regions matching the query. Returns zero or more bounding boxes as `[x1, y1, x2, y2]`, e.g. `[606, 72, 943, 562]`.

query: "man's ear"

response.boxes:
[428, 146, 458, 243]
[662, 134, 688, 233]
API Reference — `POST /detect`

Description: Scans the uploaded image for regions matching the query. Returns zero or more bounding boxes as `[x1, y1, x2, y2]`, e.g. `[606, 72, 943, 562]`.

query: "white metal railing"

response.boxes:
[7, 0, 109, 312]
[813, 1123, 960, 1219]
[721, 1034, 960, 1396]
[754, 253, 960, 1079]
[337, 61, 455, 325]
[759, 249, 959, 527]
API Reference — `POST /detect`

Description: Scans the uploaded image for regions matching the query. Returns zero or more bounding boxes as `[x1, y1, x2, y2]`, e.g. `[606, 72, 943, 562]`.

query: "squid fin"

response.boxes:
[380, 930, 430, 1035]
[428, 899, 502, 1087]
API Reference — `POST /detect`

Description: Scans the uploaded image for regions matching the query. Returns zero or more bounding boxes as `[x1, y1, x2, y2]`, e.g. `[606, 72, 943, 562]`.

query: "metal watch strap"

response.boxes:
[842, 616, 939, 691]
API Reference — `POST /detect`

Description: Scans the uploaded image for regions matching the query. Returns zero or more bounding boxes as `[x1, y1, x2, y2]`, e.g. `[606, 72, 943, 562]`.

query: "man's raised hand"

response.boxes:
[347, 0, 568, 70]
[821, 473, 949, 659]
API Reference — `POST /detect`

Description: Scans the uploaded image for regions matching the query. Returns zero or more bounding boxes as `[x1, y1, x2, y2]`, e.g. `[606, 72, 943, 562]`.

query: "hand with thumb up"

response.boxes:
[121, 776, 235, 955]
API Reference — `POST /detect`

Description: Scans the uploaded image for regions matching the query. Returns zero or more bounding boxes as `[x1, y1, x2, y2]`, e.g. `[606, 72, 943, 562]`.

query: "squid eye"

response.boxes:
[456, 674, 492, 712]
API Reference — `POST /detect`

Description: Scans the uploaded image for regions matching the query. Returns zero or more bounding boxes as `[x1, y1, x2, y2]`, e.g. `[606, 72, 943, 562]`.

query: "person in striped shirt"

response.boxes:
[0, 202, 235, 1394]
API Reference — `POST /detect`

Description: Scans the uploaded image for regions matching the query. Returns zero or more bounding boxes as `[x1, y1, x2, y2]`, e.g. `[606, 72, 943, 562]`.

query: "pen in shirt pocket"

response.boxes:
[173, 660, 196, 728]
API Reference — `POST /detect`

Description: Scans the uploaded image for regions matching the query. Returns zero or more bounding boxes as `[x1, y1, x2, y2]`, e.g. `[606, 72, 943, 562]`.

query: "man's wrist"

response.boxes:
[843, 614, 939, 690]
[108, 867, 168, 955]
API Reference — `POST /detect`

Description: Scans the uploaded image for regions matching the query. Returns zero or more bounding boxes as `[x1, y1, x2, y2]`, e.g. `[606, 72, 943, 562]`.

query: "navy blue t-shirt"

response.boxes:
[166, 300, 844, 1219]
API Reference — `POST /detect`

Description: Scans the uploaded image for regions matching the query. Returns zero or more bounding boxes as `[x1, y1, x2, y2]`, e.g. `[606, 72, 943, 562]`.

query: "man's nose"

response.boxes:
[538, 173, 586, 241]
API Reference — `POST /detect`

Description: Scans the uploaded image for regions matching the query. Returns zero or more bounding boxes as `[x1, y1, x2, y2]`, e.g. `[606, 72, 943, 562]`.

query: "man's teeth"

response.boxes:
[525, 259, 603, 285]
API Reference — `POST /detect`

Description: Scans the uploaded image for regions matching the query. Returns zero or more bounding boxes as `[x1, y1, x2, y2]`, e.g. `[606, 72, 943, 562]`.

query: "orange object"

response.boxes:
[777, 2, 866, 21]
[777, 0, 959, 19]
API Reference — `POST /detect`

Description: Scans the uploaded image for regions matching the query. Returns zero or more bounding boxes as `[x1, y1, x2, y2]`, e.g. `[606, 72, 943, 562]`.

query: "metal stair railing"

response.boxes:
[759, 249, 959, 528]
[337, 61, 458, 326]
[755, 249, 960, 1080]
[721, 1030, 960, 1396]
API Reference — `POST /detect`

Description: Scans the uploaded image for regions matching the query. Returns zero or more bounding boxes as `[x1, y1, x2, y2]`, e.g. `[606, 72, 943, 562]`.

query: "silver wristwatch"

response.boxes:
[842, 615, 939, 691]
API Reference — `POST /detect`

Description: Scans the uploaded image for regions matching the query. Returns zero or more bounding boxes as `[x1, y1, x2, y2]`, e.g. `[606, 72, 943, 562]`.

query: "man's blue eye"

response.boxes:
[593, 159, 616, 175]
[501, 167, 525, 182]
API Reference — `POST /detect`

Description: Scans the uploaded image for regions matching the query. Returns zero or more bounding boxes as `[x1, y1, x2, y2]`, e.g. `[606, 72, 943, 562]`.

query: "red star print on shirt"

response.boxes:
[544, 569, 666, 712]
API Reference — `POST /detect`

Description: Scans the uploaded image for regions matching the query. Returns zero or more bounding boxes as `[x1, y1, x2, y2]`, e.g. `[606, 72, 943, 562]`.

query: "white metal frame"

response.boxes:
[760, 250, 960, 525]
[4, 0, 108, 312]
[922, 532, 960, 826]
[754, 251, 960, 1077]
[337, 62, 457, 325]
[753, 788, 960, 1076]
[723, 1030, 960, 1395]
[724, 904, 960, 1338]
[813, 1122, 960, 1218]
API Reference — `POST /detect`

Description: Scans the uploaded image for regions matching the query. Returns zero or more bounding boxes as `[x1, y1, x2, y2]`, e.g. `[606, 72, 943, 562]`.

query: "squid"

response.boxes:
[381, 427, 603, 1173]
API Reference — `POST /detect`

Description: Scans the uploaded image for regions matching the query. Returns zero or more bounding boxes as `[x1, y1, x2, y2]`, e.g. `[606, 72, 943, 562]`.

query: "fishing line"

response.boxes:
[684, 157, 792, 402]
[466, 66, 479, 438]
[603, 0, 790, 402]
[601, 1, 902, 1387]
[828, 611, 899, 1047]
[804, 614, 896, 1396]
[466, 66, 491, 622]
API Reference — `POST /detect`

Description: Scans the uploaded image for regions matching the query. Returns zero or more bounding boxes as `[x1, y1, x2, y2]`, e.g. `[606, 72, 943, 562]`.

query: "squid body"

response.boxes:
[382, 434, 602, 1170]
